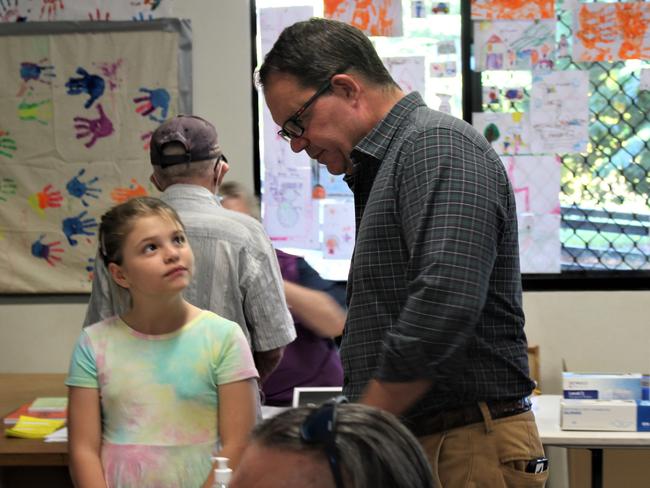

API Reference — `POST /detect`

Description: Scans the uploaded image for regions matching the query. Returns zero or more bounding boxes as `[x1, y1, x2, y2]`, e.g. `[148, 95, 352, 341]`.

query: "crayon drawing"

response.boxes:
[474, 20, 555, 71]
[530, 70, 589, 154]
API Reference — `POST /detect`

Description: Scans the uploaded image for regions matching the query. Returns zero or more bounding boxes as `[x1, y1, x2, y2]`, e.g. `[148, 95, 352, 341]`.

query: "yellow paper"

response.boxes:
[5, 415, 66, 439]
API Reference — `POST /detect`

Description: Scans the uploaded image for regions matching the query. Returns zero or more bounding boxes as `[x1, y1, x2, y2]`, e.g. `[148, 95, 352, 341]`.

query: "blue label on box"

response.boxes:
[564, 390, 598, 399]
[637, 401, 650, 431]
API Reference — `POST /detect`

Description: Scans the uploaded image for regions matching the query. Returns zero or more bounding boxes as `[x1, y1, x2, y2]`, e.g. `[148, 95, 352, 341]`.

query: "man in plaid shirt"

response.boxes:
[258, 18, 547, 487]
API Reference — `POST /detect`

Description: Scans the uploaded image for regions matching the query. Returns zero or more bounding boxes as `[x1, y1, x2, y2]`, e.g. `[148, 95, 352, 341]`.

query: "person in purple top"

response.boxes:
[219, 182, 345, 406]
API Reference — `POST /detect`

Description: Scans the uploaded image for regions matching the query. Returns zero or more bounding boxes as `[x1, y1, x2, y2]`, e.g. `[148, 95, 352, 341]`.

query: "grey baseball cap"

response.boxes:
[150, 114, 221, 168]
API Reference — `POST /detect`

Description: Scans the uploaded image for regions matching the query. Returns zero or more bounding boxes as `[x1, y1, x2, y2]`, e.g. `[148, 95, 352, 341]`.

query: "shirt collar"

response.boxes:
[352, 91, 427, 163]
[163, 183, 222, 207]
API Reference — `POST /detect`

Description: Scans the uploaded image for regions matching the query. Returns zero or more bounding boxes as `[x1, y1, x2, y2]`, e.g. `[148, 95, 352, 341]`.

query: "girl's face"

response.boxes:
[109, 214, 194, 298]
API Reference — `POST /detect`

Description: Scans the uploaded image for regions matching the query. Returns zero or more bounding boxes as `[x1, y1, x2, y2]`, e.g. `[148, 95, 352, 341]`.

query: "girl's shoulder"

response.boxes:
[195, 310, 240, 331]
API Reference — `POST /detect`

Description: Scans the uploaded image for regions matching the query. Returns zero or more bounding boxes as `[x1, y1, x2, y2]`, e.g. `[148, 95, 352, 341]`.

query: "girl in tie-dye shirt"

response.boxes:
[66, 197, 259, 488]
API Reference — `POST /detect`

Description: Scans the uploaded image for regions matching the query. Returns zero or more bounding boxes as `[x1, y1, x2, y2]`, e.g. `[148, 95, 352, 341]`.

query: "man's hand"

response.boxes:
[254, 347, 285, 383]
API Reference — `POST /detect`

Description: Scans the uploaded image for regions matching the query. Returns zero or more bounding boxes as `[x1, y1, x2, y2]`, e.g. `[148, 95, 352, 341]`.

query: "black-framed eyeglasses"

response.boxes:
[277, 77, 333, 142]
[300, 396, 348, 488]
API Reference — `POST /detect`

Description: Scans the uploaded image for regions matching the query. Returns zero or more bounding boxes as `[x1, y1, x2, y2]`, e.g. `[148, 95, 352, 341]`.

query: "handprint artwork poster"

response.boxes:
[0, 28, 180, 292]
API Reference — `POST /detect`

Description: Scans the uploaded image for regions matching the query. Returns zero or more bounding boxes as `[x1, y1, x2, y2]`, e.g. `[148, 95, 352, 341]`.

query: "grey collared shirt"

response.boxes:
[341, 92, 534, 433]
[84, 184, 295, 353]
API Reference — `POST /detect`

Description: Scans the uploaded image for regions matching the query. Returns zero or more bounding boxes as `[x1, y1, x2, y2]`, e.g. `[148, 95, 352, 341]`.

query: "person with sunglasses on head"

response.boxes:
[258, 18, 547, 487]
[84, 115, 295, 387]
[229, 398, 434, 488]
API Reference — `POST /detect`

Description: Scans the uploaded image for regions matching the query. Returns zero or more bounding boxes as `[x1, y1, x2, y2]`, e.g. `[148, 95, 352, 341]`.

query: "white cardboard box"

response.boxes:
[561, 399, 650, 431]
[562, 372, 643, 400]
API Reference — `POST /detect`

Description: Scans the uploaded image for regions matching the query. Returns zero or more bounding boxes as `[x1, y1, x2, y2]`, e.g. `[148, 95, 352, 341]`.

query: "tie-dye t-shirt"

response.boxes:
[66, 310, 258, 488]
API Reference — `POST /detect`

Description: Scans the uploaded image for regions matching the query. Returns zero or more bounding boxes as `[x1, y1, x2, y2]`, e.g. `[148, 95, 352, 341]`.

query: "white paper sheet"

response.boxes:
[530, 70, 589, 155]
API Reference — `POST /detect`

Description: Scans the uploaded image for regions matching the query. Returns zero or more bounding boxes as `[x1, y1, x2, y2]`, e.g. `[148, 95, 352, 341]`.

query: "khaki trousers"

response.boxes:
[419, 406, 548, 488]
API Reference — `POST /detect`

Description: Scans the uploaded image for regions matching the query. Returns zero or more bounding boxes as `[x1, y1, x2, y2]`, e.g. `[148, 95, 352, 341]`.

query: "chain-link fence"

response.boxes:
[480, 0, 650, 274]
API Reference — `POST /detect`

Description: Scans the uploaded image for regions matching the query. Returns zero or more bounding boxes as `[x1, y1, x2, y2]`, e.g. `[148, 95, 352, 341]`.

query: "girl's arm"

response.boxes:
[68, 386, 106, 488]
[202, 378, 258, 488]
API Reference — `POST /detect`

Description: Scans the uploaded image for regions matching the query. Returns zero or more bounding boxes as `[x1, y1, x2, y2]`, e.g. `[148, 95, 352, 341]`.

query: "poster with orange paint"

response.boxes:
[0, 28, 181, 292]
[324, 0, 403, 37]
[573, 2, 650, 62]
[471, 0, 554, 20]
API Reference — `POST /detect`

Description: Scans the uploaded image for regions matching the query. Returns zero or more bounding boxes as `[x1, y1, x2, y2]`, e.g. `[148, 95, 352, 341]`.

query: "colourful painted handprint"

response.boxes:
[66, 169, 101, 207]
[110, 178, 148, 204]
[95, 59, 123, 91]
[0, 178, 17, 202]
[132, 11, 153, 21]
[18, 98, 53, 125]
[31, 234, 64, 266]
[88, 8, 110, 20]
[66, 67, 105, 109]
[17, 59, 56, 97]
[133, 87, 170, 123]
[73, 103, 114, 148]
[62, 211, 97, 246]
[0, 0, 25, 22]
[28, 184, 63, 216]
[0, 130, 17, 158]
[40, 0, 64, 20]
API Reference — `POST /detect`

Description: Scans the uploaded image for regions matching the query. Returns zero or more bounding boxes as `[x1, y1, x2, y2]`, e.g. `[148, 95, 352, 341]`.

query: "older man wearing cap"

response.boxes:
[84, 115, 295, 383]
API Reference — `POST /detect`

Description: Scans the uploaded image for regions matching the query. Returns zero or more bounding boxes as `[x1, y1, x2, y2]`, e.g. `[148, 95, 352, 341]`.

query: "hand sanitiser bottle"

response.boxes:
[212, 456, 232, 488]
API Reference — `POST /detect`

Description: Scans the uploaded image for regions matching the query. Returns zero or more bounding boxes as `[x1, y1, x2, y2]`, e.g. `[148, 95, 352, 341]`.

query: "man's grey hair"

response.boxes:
[152, 141, 219, 187]
[251, 403, 434, 488]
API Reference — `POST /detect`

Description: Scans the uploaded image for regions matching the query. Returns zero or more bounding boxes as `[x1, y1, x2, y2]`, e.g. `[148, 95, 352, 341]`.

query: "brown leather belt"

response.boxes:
[415, 397, 532, 436]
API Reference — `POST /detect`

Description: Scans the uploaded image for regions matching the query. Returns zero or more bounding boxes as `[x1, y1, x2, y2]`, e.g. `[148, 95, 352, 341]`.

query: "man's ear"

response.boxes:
[108, 262, 130, 289]
[330, 73, 361, 101]
[214, 160, 229, 188]
[150, 173, 164, 192]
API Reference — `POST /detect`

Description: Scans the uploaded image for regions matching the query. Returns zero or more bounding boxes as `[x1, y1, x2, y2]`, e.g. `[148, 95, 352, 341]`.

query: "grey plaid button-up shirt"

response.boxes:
[84, 184, 295, 353]
[341, 92, 534, 433]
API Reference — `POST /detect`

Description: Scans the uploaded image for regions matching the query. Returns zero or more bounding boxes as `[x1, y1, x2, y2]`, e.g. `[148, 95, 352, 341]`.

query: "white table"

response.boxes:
[532, 395, 650, 488]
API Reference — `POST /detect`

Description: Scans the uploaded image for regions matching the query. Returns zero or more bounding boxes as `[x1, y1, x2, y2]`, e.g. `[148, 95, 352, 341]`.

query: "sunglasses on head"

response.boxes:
[300, 396, 349, 488]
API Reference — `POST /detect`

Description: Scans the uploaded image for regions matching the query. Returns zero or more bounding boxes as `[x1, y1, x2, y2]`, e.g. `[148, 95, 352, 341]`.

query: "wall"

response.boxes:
[1, 2, 648, 485]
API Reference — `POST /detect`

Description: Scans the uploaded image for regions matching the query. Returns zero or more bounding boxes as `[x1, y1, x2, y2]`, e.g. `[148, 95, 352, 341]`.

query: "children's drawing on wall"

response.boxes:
[263, 166, 319, 249]
[503, 155, 561, 273]
[530, 70, 589, 154]
[324, 0, 403, 37]
[472, 111, 531, 155]
[259, 6, 313, 57]
[318, 166, 353, 197]
[429, 61, 457, 77]
[322, 202, 355, 260]
[474, 20, 555, 71]
[471, 0, 554, 20]
[573, 2, 650, 62]
[382, 56, 425, 95]
[0, 28, 180, 292]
